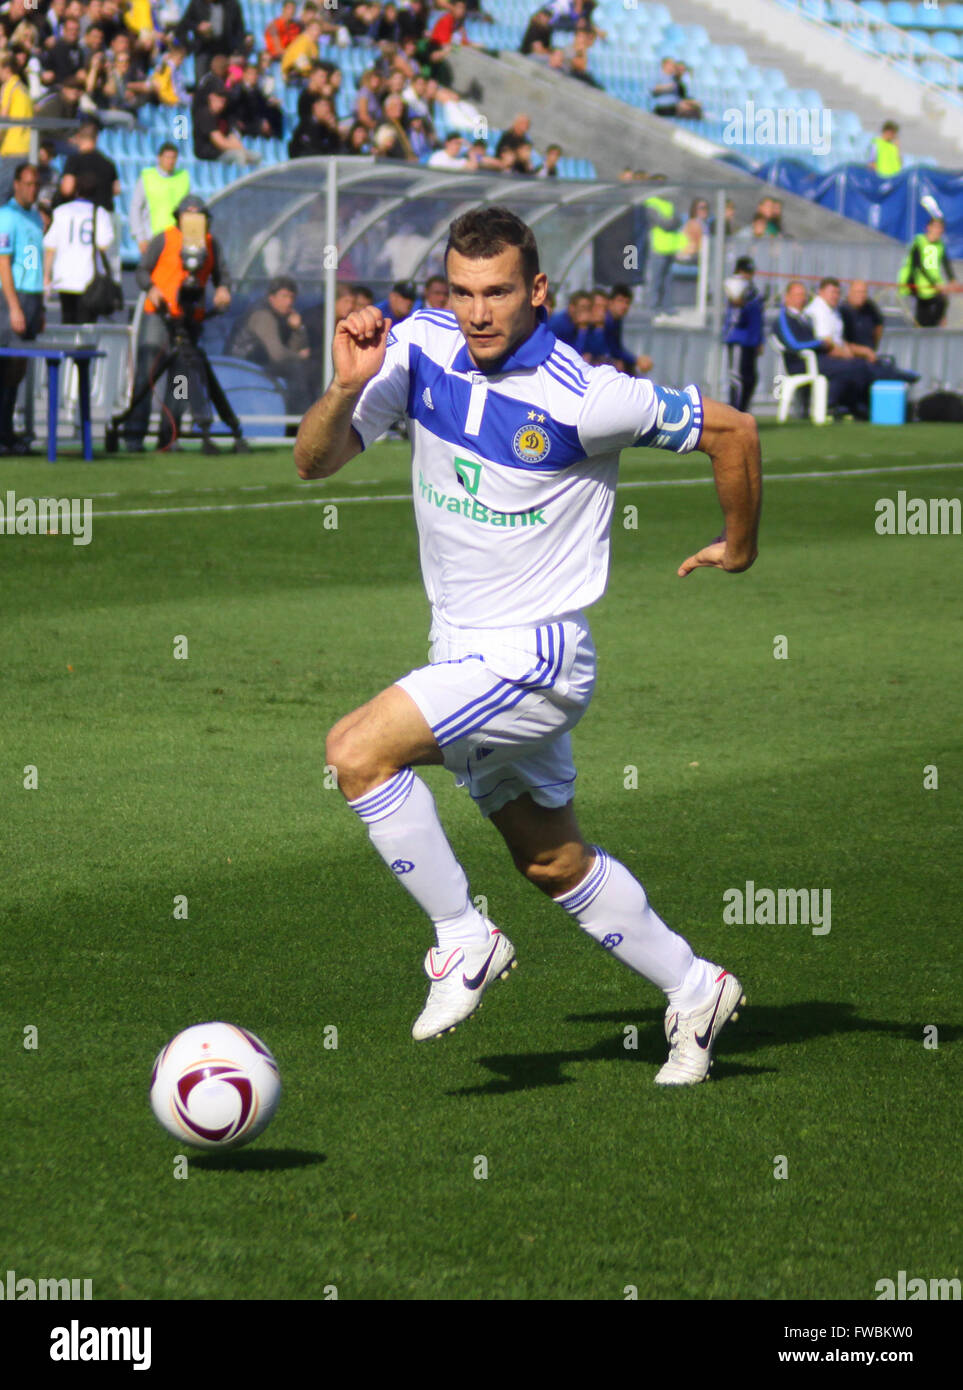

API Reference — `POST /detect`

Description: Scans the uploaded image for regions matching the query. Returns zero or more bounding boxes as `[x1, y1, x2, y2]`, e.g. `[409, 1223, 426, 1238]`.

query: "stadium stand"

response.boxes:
[3, 0, 960, 445]
[7, 0, 957, 271]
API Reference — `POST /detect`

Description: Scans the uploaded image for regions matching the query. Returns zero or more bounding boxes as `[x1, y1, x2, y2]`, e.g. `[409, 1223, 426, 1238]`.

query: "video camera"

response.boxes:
[174, 199, 212, 320]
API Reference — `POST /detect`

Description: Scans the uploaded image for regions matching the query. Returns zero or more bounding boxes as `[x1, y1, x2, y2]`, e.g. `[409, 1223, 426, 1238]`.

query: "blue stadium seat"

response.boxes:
[859, 1, 888, 21]
[887, 2, 916, 26]
[905, 28, 933, 53]
[931, 32, 962, 56]
[913, 2, 942, 27]
[873, 28, 904, 55]
[919, 57, 959, 82]
[716, 44, 749, 69]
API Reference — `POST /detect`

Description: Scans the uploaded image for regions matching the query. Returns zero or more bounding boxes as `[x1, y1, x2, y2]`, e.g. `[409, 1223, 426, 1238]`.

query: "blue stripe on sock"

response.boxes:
[349, 767, 415, 823]
[558, 847, 611, 915]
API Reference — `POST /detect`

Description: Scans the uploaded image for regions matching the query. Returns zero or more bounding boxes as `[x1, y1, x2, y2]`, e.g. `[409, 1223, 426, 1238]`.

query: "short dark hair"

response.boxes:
[158, 141, 178, 157]
[13, 162, 36, 184]
[610, 283, 632, 300]
[74, 171, 100, 201]
[819, 276, 840, 290]
[567, 289, 590, 306]
[268, 275, 297, 295]
[424, 274, 447, 291]
[445, 206, 539, 285]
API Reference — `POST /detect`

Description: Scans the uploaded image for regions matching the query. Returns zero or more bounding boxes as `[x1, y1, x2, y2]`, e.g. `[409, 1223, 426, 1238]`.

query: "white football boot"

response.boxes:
[655, 964, 745, 1085]
[412, 923, 516, 1040]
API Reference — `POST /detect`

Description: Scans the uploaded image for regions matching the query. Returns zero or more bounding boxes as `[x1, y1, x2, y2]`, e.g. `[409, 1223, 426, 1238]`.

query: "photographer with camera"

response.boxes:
[122, 194, 246, 454]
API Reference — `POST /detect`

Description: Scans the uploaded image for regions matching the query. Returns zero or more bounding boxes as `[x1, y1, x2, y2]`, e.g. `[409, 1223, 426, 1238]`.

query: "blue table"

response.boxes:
[0, 344, 106, 462]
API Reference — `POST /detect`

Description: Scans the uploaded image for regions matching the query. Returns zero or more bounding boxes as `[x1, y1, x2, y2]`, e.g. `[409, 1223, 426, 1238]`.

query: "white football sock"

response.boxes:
[348, 769, 489, 947]
[555, 847, 713, 1001]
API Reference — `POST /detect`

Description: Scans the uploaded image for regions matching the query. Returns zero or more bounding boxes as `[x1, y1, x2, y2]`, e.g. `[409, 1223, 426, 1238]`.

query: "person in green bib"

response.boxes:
[899, 217, 962, 327]
[644, 193, 691, 315]
[871, 121, 902, 179]
[129, 143, 190, 257]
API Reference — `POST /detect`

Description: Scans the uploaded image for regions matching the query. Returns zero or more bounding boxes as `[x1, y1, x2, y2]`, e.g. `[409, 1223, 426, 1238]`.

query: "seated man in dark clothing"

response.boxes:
[841, 279, 883, 351]
[774, 280, 873, 419]
[288, 95, 343, 157]
[232, 61, 284, 140]
[42, 15, 85, 87]
[650, 58, 702, 118]
[829, 277, 917, 384]
[519, 7, 553, 55]
[225, 274, 316, 416]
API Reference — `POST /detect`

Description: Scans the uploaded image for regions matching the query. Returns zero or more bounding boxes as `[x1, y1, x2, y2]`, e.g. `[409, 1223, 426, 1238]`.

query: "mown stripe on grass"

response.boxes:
[87, 459, 963, 520]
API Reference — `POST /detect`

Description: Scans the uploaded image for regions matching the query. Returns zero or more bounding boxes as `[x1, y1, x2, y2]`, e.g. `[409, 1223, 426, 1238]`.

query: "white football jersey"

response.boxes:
[43, 201, 114, 293]
[351, 307, 704, 629]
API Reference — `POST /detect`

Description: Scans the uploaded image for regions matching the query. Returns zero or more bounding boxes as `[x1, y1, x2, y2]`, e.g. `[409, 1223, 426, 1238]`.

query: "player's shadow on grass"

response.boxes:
[191, 1148, 326, 1172]
[447, 1018, 700, 1097]
[448, 1001, 947, 1096]
[569, 1001, 959, 1054]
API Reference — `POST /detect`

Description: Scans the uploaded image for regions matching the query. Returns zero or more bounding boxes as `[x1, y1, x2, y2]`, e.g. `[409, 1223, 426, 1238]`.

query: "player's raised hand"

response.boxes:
[333, 308, 393, 393]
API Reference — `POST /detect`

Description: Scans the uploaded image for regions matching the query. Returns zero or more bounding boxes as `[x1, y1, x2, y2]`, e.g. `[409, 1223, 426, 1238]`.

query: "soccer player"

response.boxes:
[295, 207, 761, 1085]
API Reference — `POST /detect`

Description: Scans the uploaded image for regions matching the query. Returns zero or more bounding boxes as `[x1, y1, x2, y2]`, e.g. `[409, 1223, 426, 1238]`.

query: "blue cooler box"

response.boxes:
[870, 380, 908, 425]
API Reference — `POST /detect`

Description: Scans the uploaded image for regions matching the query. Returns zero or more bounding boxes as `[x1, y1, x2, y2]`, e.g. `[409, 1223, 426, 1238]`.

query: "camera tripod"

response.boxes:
[106, 309, 250, 454]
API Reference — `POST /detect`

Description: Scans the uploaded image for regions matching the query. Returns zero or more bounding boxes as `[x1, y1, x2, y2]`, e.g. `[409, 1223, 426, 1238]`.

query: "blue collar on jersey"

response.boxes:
[450, 305, 555, 377]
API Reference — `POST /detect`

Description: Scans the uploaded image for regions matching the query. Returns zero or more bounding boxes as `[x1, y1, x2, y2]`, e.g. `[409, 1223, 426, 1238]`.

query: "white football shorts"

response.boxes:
[395, 610, 597, 818]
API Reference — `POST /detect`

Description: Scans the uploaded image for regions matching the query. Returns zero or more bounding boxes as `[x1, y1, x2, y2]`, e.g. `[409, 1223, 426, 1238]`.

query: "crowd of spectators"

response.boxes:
[0, 1, 576, 190]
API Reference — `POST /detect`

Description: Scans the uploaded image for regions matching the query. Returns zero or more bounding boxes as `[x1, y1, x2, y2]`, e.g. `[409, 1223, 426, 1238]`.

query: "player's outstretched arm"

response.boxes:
[294, 308, 393, 480]
[678, 397, 761, 577]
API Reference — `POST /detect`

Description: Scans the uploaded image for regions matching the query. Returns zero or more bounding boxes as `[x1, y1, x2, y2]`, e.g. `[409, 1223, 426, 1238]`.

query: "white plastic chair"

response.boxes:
[770, 335, 829, 424]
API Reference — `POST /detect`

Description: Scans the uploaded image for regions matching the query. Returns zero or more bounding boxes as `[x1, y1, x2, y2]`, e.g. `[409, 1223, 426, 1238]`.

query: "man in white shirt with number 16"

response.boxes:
[295, 206, 762, 1085]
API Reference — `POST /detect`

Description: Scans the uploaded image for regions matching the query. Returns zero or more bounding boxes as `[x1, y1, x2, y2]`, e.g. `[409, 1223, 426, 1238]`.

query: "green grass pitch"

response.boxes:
[1, 421, 960, 1301]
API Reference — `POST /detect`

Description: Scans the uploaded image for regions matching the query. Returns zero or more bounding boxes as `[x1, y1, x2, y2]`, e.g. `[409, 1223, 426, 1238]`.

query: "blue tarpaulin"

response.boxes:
[722, 157, 963, 260]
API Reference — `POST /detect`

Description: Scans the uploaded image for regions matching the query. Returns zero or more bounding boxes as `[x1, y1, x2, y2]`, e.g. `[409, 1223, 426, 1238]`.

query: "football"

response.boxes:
[724, 275, 750, 305]
[149, 1022, 281, 1150]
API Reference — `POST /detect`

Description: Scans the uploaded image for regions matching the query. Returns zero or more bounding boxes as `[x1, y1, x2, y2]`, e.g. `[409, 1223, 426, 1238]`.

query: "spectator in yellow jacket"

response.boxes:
[0, 52, 32, 202]
[280, 18, 324, 81]
[124, 0, 158, 35]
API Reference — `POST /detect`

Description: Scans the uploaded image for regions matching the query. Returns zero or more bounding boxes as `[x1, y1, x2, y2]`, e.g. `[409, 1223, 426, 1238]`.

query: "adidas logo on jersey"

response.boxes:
[422, 387, 434, 410]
